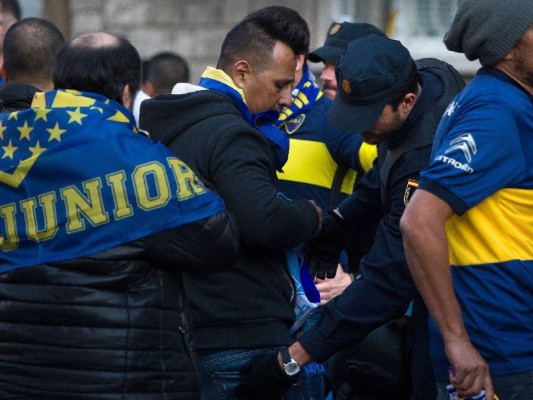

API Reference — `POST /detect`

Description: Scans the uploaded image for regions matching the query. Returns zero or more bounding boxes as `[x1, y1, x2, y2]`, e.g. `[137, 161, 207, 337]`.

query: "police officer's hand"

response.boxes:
[314, 264, 353, 304]
[301, 209, 349, 279]
[234, 352, 297, 400]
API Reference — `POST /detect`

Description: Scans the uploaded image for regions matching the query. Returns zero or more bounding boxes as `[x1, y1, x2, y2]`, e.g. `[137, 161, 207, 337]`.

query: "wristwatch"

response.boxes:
[279, 347, 301, 377]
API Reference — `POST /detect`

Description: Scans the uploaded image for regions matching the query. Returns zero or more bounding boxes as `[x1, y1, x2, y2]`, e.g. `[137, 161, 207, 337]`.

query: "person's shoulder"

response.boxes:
[311, 94, 332, 112]
[468, 69, 528, 104]
[307, 95, 355, 136]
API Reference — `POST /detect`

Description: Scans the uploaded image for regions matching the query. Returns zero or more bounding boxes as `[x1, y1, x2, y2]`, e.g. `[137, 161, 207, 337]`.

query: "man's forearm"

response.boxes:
[402, 189, 494, 396]
[401, 190, 468, 342]
[288, 341, 312, 366]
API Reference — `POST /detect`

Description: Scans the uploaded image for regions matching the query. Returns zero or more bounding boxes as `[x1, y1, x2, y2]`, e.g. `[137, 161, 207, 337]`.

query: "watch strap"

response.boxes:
[279, 347, 292, 365]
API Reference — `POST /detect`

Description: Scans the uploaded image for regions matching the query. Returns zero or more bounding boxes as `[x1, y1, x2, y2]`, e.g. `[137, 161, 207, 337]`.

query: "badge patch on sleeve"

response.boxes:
[403, 179, 419, 206]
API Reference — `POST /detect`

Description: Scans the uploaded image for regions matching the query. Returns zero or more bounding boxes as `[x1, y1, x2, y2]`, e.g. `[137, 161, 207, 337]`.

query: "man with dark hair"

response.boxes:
[133, 51, 190, 123]
[144, 51, 190, 95]
[140, 11, 321, 400]
[0, 31, 238, 399]
[53, 33, 142, 105]
[0, 0, 20, 81]
[401, 1, 533, 399]
[237, 6, 383, 398]
[235, 35, 465, 400]
[132, 58, 152, 122]
[238, 6, 378, 398]
[244, 7, 376, 272]
[308, 21, 386, 100]
[0, 17, 65, 112]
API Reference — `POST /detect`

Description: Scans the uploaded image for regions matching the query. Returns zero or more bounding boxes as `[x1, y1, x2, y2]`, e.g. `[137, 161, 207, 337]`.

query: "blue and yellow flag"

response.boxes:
[0, 89, 225, 273]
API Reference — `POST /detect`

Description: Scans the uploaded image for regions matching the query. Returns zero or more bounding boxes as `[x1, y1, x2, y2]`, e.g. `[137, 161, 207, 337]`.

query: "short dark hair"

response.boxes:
[244, 6, 310, 55]
[146, 51, 189, 94]
[3, 17, 65, 84]
[141, 59, 150, 84]
[0, 0, 20, 21]
[52, 33, 141, 104]
[386, 61, 419, 111]
[217, 9, 307, 73]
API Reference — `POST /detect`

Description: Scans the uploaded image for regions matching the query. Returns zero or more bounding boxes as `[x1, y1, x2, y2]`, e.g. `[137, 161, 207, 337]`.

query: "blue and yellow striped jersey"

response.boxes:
[277, 95, 376, 211]
[419, 68, 533, 381]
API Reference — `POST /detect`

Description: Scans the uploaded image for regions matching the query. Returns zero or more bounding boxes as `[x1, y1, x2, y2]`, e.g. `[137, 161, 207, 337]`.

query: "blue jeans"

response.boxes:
[198, 347, 324, 400]
[436, 370, 532, 400]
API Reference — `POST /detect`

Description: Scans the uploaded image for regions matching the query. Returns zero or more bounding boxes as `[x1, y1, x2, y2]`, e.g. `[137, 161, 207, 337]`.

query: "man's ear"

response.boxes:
[295, 54, 306, 74]
[1, 64, 8, 82]
[402, 92, 417, 114]
[143, 80, 155, 97]
[121, 84, 133, 110]
[231, 60, 251, 89]
[293, 54, 306, 89]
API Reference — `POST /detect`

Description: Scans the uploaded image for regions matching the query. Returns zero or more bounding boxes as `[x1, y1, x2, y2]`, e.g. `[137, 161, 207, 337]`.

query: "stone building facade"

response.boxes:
[67, 0, 326, 83]
[32, 0, 478, 83]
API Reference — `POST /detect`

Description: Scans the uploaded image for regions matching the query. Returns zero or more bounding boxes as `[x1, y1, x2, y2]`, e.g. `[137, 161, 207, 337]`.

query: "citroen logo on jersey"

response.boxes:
[445, 133, 477, 163]
[444, 100, 458, 117]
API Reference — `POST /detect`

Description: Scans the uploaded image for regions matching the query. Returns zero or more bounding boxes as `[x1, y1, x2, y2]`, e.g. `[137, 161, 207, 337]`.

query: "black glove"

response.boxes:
[301, 210, 349, 280]
[234, 351, 298, 400]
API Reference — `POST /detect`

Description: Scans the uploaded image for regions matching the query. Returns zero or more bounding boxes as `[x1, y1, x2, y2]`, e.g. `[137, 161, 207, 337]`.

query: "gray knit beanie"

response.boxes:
[444, 0, 533, 66]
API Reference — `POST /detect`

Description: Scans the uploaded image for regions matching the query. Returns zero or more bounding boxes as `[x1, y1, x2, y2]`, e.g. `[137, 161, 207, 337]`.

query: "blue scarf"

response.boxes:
[198, 67, 289, 171]
[276, 63, 322, 128]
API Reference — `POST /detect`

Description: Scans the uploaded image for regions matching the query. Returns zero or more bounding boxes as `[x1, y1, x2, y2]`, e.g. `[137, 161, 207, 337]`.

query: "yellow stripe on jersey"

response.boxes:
[358, 142, 377, 172]
[277, 138, 356, 194]
[446, 188, 533, 266]
[340, 169, 357, 194]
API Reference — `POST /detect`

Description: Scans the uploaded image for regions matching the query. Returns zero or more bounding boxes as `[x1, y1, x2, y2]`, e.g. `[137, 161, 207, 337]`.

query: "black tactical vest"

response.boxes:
[377, 58, 465, 210]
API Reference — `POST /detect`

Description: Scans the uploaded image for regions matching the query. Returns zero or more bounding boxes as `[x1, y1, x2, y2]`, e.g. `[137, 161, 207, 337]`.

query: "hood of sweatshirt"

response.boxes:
[0, 83, 40, 113]
[138, 83, 243, 146]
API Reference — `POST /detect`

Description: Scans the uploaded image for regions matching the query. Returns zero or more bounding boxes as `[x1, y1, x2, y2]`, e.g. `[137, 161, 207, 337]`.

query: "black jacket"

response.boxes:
[0, 88, 239, 399]
[0, 83, 40, 113]
[0, 211, 237, 400]
[140, 87, 320, 351]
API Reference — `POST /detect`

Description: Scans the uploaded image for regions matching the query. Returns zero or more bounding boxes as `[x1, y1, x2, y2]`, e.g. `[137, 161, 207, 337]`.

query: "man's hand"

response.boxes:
[445, 337, 494, 399]
[234, 351, 297, 400]
[301, 209, 349, 279]
[314, 264, 353, 304]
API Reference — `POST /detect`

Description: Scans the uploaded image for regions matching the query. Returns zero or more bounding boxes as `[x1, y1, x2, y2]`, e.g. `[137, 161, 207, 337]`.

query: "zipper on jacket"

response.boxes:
[281, 256, 296, 304]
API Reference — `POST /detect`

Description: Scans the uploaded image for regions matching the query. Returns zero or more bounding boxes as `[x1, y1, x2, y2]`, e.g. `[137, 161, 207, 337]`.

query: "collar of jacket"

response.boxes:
[385, 72, 434, 150]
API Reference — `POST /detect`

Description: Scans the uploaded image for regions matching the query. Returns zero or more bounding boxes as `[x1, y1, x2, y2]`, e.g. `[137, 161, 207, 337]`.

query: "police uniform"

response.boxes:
[299, 59, 465, 399]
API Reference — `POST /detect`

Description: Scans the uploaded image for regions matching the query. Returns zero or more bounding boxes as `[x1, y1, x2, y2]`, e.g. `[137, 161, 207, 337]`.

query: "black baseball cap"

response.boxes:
[327, 35, 413, 133]
[308, 22, 386, 63]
